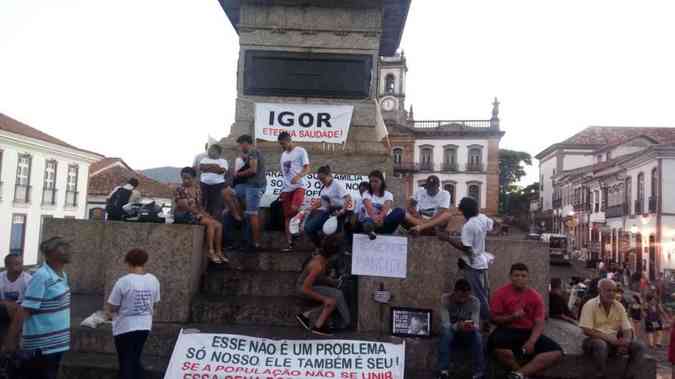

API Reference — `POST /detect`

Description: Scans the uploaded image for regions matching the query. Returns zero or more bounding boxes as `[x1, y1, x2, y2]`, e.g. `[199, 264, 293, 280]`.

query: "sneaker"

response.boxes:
[281, 242, 295, 253]
[310, 325, 333, 336]
[437, 371, 449, 379]
[507, 372, 524, 379]
[295, 314, 311, 331]
[368, 231, 377, 240]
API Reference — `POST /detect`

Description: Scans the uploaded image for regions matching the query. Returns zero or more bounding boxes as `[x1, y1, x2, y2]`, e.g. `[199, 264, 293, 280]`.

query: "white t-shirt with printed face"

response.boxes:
[280, 146, 310, 192]
[0, 272, 31, 303]
[107, 273, 161, 336]
[359, 191, 394, 221]
[413, 189, 451, 218]
[199, 158, 228, 185]
[319, 180, 349, 211]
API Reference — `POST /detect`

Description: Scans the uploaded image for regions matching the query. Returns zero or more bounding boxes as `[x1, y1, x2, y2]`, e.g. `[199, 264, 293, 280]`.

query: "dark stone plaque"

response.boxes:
[244, 50, 372, 98]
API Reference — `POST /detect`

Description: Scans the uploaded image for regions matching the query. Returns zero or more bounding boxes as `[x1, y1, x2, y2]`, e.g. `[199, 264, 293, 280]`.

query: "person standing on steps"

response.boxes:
[105, 249, 160, 379]
[439, 196, 493, 327]
[5, 237, 73, 379]
[224, 134, 267, 253]
[295, 236, 350, 336]
[198, 144, 229, 218]
[277, 131, 310, 252]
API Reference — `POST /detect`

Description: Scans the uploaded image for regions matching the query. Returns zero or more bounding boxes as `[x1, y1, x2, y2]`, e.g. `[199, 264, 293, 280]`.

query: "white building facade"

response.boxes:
[0, 114, 101, 265]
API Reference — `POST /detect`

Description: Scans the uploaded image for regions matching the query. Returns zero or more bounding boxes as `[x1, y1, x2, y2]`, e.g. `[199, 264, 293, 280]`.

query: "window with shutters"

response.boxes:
[42, 160, 58, 206]
[14, 154, 32, 203]
[65, 165, 79, 207]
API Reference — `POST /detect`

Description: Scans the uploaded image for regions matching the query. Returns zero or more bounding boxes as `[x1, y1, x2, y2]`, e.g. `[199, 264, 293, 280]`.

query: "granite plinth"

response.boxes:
[43, 219, 205, 323]
[357, 237, 550, 334]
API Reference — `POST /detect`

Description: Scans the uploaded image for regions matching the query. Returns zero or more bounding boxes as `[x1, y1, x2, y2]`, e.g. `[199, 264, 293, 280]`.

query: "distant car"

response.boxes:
[525, 233, 541, 241]
[541, 233, 571, 265]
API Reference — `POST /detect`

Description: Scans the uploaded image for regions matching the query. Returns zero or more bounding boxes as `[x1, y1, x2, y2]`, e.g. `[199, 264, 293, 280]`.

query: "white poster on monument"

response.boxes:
[261, 171, 368, 207]
[163, 331, 405, 379]
[351, 234, 408, 279]
[255, 103, 354, 144]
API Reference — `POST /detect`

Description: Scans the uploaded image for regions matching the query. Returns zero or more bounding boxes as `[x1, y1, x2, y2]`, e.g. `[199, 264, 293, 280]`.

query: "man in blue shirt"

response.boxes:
[6, 236, 72, 379]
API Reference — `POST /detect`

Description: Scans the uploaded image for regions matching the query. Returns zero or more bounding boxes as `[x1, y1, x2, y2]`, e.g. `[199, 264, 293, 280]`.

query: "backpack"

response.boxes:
[105, 187, 133, 219]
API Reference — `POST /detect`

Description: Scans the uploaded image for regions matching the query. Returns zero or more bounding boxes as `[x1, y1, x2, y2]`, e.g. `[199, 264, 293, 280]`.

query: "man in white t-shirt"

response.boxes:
[0, 253, 31, 349]
[405, 175, 452, 235]
[105, 249, 160, 379]
[199, 144, 229, 218]
[278, 132, 311, 252]
[440, 197, 494, 325]
[304, 166, 352, 249]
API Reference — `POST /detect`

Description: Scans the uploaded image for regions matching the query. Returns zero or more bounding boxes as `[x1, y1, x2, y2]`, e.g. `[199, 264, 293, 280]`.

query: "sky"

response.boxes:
[2, 1, 675, 185]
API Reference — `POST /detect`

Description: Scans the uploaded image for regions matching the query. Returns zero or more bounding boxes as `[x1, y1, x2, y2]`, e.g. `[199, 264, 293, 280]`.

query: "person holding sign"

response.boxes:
[105, 249, 160, 379]
[405, 175, 451, 236]
[278, 132, 311, 252]
[295, 236, 350, 336]
[489, 263, 562, 379]
[304, 165, 352, 250]
[438, 279, 485, 379]
[355, 170, 406, 241]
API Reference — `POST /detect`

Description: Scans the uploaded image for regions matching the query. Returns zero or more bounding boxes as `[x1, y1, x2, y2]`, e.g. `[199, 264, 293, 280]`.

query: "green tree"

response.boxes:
[498, 149, 533, 215]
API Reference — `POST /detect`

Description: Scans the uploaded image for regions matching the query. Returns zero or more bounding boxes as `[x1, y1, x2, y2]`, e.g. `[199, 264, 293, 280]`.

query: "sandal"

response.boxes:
[208, 250, 223, 264]
[217, 251, 230, 263]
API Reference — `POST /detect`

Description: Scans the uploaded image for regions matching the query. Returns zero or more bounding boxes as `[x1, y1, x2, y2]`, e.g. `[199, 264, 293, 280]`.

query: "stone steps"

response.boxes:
[204, 269, 300, 297]
[191, 294, 310, 327]
[220, 249, 312, 272]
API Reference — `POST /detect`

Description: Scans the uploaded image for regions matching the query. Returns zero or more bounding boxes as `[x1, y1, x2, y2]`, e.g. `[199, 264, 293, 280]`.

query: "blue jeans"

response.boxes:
[462, 266, 490, 322]
[304, 210, 331, 247]
[234, 183, 265, 215]
[438, 326, 485, 374]
[359, 207, 406, 234]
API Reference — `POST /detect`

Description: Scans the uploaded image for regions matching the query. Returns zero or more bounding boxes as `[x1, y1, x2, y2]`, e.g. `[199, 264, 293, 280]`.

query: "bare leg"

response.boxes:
[518, 351, 562, 376]
[250, 214, 261, 247]
[494, 349, 519, 371]
[223, 190, 242, 221]
[214, 221, 223, 254]
[656, 330, 663, 346]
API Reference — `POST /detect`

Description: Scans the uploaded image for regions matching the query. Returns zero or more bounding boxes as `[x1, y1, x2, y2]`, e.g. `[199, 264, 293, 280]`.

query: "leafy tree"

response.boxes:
[498, 149, 533, 216]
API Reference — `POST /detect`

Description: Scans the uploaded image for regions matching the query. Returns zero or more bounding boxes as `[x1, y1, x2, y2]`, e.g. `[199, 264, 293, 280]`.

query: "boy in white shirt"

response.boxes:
[405, 175, 452, 235]
[0, 253, 31, 349]
[277, 132, 311, 252]
[199, 144, 229, 218]
[105, 249, 160, 379]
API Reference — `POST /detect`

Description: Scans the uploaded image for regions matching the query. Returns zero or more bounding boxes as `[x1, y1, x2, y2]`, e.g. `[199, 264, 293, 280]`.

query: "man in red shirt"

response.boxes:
[489, 263, 562, 379]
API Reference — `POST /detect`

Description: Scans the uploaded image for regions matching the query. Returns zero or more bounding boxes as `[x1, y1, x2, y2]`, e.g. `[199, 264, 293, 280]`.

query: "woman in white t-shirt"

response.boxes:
[105, 249, 160, 379]
[199, 144, 229, 218]
[356, 170, 406, 240]
[304, 166, 352, 249]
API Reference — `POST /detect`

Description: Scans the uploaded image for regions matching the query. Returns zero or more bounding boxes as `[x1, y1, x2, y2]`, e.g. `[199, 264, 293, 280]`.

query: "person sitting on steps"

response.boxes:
[295, 236, 350, 336]
[303, 165, 351, 252]
[356, 170, 406, 240]
[405, 175, 451, 236]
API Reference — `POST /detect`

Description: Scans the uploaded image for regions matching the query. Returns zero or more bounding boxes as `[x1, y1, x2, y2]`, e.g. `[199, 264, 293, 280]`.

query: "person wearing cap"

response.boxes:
[199, 143, 229, 218]
[304, 165, 352, 250]
[5, 237, 72, 379]
[438, 278, 485, 379]
[405, 175, 451, 235]
[0, 253, 31, 350]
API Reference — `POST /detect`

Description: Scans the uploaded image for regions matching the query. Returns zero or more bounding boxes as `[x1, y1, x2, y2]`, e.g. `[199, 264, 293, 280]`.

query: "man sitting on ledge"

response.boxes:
[489, 263, 563, 379]
[405, 175, 451, 235]
[579, 278, 645, 379]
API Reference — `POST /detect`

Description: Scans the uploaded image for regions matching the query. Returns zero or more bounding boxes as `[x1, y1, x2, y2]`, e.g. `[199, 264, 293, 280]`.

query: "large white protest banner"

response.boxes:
[164, 331, 405, 379]
[351, 235, 407, 279]
[261, 171, 368, 208]
[255, 103, 354, 144]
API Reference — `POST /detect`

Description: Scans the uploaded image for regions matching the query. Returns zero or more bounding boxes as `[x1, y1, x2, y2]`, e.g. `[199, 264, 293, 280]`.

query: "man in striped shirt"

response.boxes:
[6, 236, 72, 379]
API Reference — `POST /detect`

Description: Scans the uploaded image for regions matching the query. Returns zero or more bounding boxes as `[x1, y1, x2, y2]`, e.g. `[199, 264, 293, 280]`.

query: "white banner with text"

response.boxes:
[164, 332, 405, 379]
[261, 172, 368, 208]
[351, 235, 408, 279]
[255, 103, 354, 144]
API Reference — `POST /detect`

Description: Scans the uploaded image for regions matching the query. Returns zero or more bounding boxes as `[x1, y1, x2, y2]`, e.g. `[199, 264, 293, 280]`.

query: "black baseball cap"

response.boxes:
[425, 175, 440, 189]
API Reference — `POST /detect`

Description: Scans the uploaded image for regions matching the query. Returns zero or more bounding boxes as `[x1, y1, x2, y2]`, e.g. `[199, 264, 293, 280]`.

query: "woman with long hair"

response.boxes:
[356, 170, 406, 240]
[629, 294, 644, 341]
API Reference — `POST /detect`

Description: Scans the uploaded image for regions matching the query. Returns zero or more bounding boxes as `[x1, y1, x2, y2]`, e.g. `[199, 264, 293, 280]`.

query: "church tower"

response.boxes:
[378, 52, 408, 120]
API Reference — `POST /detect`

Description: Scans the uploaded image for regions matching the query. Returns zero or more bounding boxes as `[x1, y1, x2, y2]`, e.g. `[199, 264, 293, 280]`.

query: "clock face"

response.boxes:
[382, 98, 395, 111]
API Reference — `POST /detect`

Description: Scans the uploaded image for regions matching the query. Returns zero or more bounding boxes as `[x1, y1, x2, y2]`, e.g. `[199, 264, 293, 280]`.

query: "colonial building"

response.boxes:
[536, 126, 675, 279]
[379, 53, 503, 215]
[0, 113, 102, 265]
[86, 158, 174, 220]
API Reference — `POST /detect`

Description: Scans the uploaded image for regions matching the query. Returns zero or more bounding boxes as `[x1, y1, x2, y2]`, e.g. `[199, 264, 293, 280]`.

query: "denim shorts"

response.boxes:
[235, 184, 265, 215]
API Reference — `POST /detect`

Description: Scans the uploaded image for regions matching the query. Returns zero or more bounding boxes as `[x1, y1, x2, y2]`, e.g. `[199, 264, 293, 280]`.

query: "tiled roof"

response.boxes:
[556, 150, 645, 182]
[0, 112, 101, 156]
[561, 126, 675, 145]
[88, 158, 174, 199]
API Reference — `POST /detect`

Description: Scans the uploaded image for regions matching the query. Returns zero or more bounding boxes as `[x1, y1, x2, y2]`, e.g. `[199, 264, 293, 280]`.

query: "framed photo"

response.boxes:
[390, 307, 432, 338]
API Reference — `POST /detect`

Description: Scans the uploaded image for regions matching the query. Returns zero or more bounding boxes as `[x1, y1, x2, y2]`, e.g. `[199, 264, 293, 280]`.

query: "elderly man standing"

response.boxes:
[579, 278, 646, 379]
[6, 237, 72, 379]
